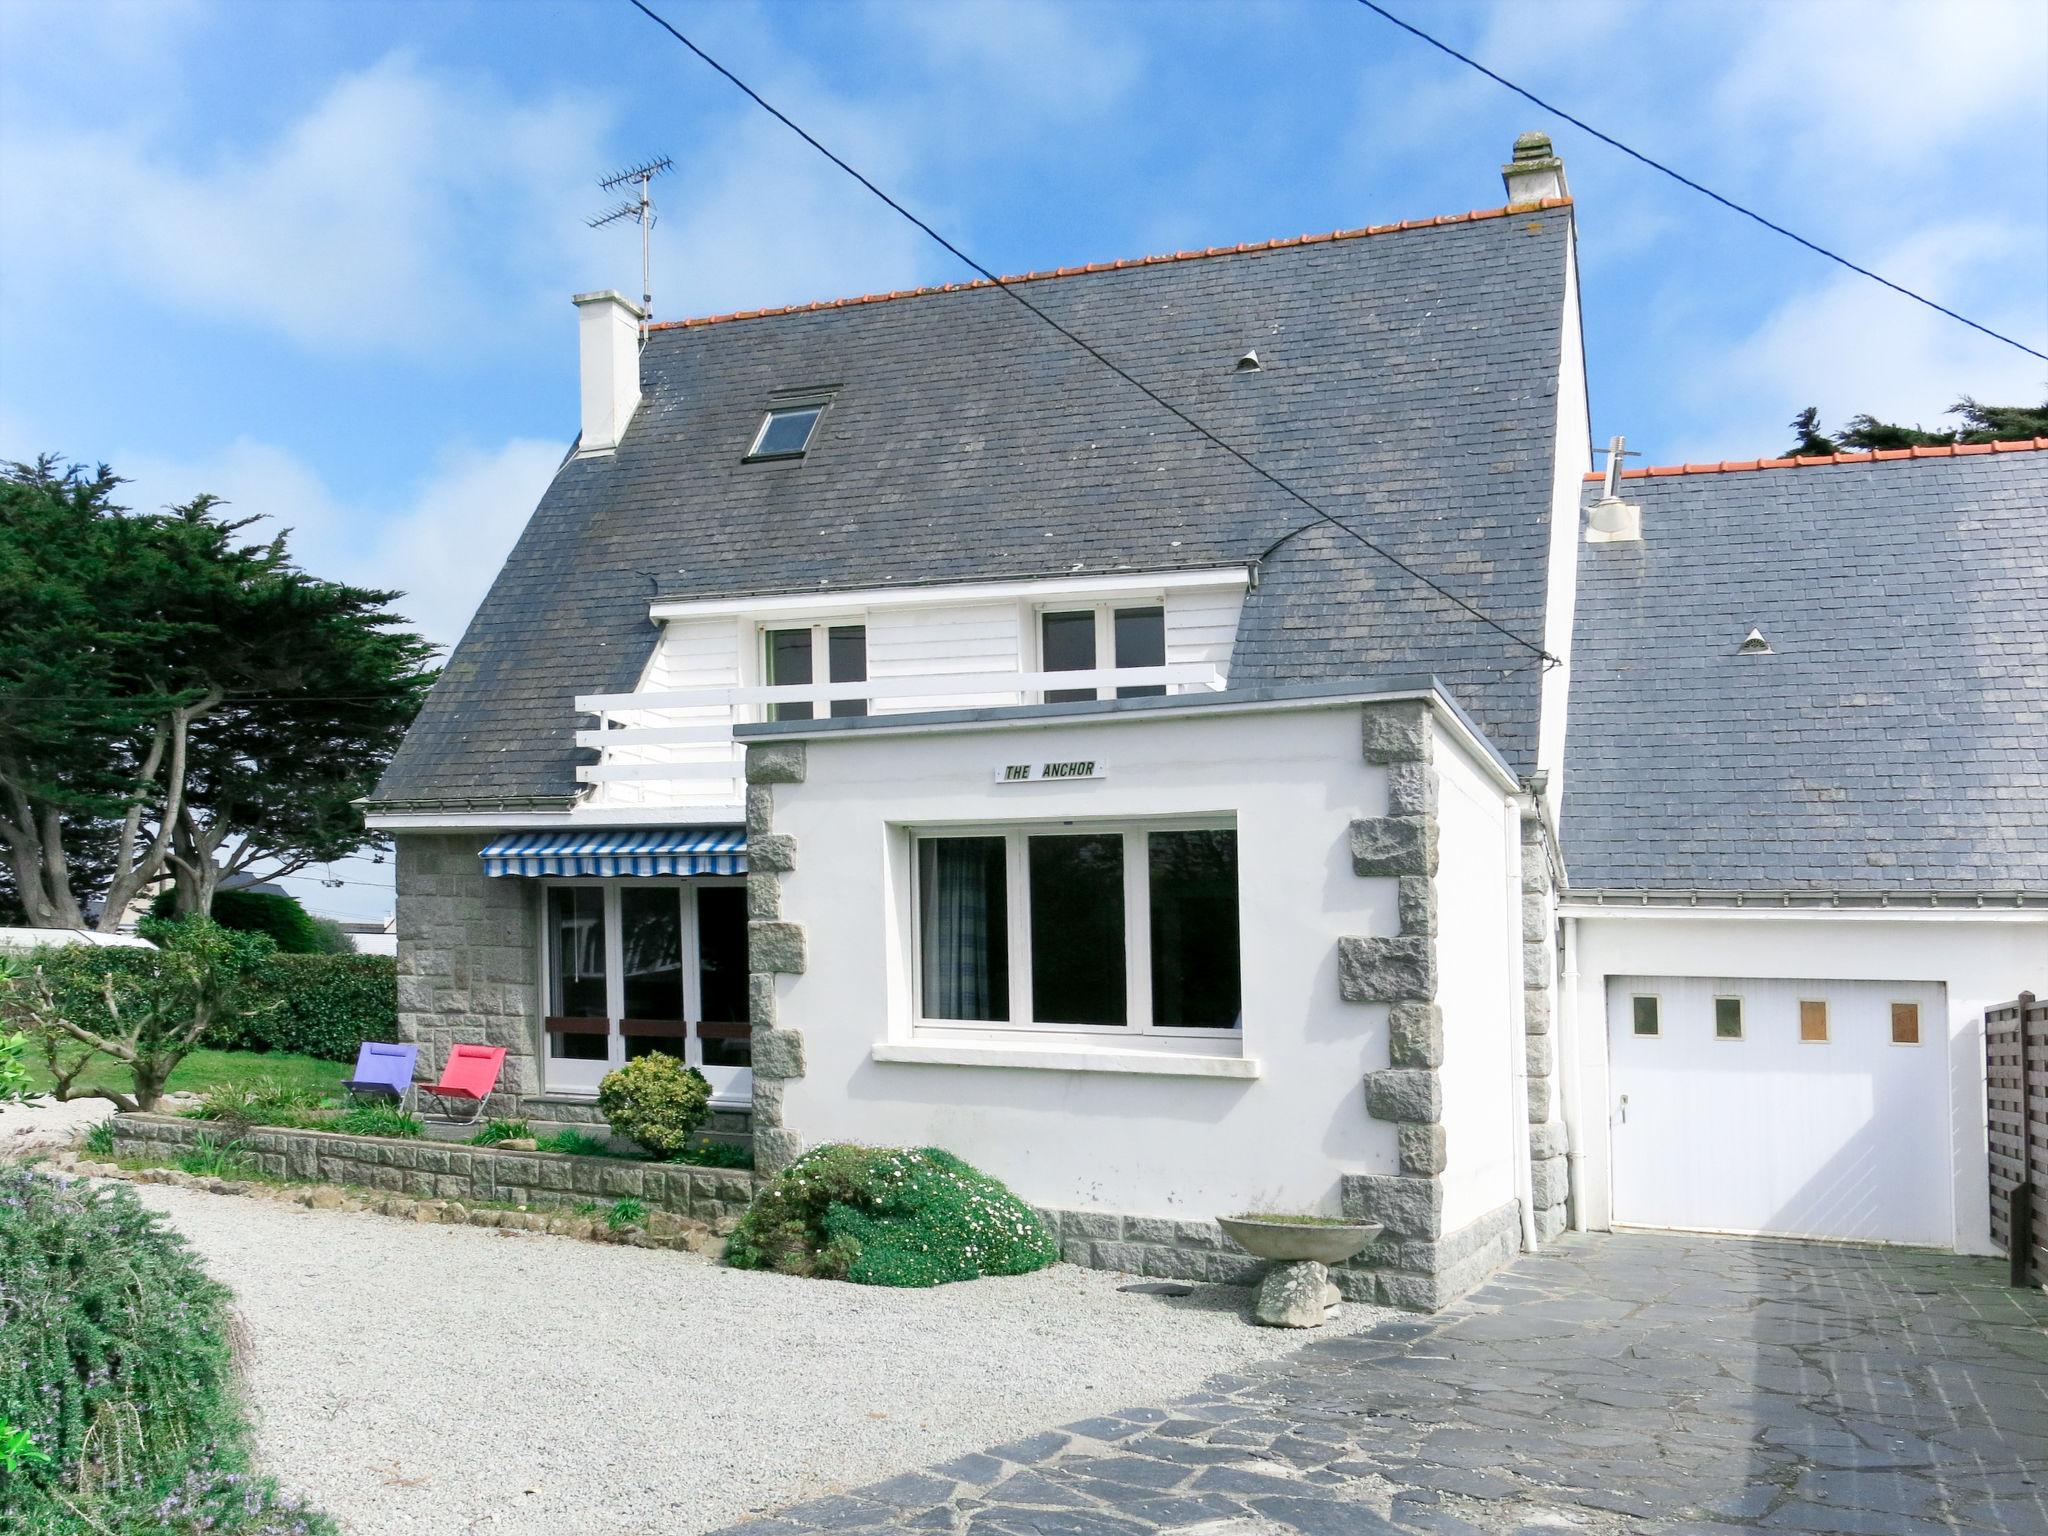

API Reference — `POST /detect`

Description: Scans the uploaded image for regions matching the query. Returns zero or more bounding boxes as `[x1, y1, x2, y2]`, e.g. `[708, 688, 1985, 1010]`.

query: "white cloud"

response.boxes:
[2, 54, 613, 356]
[1670, 221, 2048, 461]
[887, 0, 1142, 124]
[117, 435, 565, 653]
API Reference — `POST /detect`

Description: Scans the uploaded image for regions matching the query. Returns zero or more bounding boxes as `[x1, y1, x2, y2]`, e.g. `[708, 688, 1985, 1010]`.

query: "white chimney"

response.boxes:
[1502, 131, 1568, 206]
[572, 290, 644, 455]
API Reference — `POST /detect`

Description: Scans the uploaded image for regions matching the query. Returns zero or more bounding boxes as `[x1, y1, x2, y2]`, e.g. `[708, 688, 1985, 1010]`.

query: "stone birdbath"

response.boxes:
[1217, 1214, 1383, 1328]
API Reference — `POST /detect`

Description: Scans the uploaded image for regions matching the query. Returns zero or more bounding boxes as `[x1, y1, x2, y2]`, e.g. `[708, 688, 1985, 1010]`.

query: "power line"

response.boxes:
[623, 0, 1560, 668]
[1352, 0, 2047, 365]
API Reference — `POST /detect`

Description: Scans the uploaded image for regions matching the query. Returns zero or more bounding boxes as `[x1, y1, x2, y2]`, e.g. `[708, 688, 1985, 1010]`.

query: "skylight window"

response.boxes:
[747, 405, 823, 460]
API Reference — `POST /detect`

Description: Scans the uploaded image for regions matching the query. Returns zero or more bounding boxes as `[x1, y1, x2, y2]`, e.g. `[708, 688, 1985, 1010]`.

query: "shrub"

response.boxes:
[333, 1103, 420, 1140]
[149, 887, 341, 956]
[6, 942, 396, 1065]
[596, 1052, 710, 1160]
[467, 1118, 530, 1147]
[247, 954, 395, 1060]
[669, 1140, 753, 1170]
[726, 1144, 1059, 1288]
[0, 1169, 334, 1532]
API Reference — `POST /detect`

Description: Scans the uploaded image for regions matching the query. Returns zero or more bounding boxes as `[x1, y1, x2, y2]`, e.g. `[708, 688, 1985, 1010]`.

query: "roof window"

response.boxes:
[747, 404, 823, 461]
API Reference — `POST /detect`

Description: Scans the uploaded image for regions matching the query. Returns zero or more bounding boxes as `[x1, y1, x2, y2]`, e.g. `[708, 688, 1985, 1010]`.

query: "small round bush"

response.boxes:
[726, 1144, 1059, 1287]
[0, 1167, 333, 1533]
[596, 1052, 711, 1159]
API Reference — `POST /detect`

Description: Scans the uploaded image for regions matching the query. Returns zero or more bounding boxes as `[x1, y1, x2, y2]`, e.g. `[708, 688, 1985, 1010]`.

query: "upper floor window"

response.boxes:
[1041, 605, 1165, 702]
[764, 623, 866, 721]
[746, 404, 823, 461]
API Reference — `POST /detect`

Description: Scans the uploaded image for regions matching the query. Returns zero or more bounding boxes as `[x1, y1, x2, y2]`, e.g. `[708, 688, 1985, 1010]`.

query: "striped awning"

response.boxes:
[480, 827, 746, 878]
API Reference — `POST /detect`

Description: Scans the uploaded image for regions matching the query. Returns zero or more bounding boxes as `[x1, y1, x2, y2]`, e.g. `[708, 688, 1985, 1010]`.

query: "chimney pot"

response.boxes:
[1502, 131, 1568, 206]
[572, 289, 645, 455]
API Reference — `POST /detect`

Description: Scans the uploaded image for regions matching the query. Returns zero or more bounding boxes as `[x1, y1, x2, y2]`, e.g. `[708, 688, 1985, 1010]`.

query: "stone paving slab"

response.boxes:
[711, 1232, 2048, 1535]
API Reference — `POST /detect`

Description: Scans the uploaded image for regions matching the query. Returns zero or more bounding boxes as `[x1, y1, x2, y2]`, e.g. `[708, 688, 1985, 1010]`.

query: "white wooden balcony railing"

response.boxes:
[572, 663, 1224, 792]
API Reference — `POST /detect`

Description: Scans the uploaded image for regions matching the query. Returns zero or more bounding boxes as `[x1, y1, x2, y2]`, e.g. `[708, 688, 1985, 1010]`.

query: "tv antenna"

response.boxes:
[588, 155, 672, 346]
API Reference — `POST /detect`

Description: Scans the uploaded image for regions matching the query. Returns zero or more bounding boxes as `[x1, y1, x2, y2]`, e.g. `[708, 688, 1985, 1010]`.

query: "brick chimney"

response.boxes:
[1502, 132, 1568, 206]
[572, 289, 644, 455]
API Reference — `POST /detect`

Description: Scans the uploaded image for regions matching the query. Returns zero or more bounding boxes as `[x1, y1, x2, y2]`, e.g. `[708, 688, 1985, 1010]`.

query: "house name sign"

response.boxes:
[994, 759, 1105, 784]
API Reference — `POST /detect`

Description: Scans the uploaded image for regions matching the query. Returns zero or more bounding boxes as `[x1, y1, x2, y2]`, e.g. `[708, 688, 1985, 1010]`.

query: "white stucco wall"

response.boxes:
[1533, 221, 1591, 814]
[1564, 909, 2047, 1255]
[1431, 721, 1523, 1230]
[768, 702, 1422, 1221]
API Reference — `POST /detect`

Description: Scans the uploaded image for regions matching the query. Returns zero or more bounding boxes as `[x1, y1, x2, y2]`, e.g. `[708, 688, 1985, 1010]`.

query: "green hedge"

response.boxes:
[9, 945, 395, 1063]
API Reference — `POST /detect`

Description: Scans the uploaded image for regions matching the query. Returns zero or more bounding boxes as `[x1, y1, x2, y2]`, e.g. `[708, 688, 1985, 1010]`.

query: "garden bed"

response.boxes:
[109, 1112, 760, 1224]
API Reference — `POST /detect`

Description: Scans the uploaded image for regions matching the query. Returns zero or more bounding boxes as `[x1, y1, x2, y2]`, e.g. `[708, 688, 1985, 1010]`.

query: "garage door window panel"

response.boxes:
[1891, 1002, 1921, 1045]
[1714, 996, 1743, 1040]
[1799, 999, 1830, 1043]
[1632, 995, 1660, 1037]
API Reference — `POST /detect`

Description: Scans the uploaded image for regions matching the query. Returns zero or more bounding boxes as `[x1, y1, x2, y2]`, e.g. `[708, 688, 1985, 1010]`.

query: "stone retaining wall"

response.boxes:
[110, 1114, 761, 1223]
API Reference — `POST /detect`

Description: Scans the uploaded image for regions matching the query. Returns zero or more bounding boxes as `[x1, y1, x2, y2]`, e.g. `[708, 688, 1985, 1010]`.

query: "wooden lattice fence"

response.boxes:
[1987, 991, 2046, 1288]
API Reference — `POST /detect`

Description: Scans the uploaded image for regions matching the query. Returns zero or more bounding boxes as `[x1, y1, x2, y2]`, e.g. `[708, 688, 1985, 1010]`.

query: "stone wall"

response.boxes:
[110, 1113, 759, 1223]
[395, 833, 541, 1096]
[743, 742, 810, 1174]
[1520, 807, 1570, 1239]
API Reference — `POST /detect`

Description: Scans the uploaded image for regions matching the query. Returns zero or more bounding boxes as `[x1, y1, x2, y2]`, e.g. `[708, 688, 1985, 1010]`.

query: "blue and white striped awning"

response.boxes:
[480, 827, 746, 878]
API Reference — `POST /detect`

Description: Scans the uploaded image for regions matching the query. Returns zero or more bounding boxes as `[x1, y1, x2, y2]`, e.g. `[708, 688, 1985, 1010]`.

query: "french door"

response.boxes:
[541, 880, 750, 1094]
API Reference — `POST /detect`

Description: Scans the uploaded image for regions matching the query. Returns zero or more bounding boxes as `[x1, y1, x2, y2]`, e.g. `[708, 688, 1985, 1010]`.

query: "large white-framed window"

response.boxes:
[1036, 604, 1166, 702]
[538, 879, 751, 1094]
[908, 817, 1242, 1050]
[761, 621, 867, 721]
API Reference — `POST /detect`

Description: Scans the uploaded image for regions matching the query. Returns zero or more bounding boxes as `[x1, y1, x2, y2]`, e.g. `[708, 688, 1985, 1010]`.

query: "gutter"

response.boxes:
[1559, 912, 1588, 1232]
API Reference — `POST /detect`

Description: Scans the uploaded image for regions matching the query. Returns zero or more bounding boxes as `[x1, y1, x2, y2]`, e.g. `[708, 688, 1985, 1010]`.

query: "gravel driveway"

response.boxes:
[107, 1181, 1390, 1536]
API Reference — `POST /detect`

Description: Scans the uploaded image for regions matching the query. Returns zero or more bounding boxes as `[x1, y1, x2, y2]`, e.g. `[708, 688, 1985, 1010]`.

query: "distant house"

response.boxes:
[368, 134, 2047, 1308]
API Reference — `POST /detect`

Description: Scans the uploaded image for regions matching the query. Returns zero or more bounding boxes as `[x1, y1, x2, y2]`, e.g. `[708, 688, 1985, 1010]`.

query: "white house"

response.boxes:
[367, 135, 2047, 1307]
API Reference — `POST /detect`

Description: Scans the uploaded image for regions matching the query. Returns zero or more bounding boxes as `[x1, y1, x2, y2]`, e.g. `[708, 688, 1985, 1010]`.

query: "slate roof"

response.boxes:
[373, 204, 1573, 809]
[1563, 447, 2048, 892]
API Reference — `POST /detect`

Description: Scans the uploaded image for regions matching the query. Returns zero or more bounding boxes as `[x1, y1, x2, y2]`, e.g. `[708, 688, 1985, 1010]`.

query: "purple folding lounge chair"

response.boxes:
[341, 1042, 418, 1111]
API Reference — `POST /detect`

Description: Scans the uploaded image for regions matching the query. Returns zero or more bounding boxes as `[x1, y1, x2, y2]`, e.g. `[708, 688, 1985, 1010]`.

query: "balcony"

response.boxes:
[572, 663, 1225, 805]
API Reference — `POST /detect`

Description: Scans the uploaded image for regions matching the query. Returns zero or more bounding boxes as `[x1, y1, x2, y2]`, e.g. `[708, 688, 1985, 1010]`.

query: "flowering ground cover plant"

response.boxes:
[726, 1144, 1058, 1287]
[0, 1167, 333, 1534]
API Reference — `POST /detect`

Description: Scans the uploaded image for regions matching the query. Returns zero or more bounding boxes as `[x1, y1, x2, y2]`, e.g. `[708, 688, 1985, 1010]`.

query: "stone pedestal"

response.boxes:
[1254, 1260, 1343, 1328]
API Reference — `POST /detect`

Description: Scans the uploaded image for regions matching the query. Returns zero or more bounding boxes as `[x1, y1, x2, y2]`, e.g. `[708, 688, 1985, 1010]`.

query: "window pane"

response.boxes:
[752, 406, 821, 458]
[1800, 999, 1829, 1042]
[828, 624, 868, 718]
[1149, 830, 1239, 1028]
[697, 885, 749, 1026]
[1114, 606, 1166, 699]
[1632, 995, 1659, 1036]
[918, 838, 1010, 1021]
[619, 887, 683, 1021]
[547, 886, 608, 1018]
[767, 628, 814, 721]
[1041, 610, 1096, 703]
[1029, 834, 1126, 1025]
[1891, 1001, 1920, 1045]
[550, 1030, 608, 1061]
[1714, 997, 1742, 1039]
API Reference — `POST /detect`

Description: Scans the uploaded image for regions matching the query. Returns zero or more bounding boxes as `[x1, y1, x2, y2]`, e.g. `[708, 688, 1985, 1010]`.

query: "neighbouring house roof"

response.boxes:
[373, 201, 1574, 810]
[1563, 445, 2048, 893]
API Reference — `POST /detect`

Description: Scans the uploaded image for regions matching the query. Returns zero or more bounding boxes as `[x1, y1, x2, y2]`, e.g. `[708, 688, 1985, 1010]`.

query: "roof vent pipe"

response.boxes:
[1584, 433, 1641, 544]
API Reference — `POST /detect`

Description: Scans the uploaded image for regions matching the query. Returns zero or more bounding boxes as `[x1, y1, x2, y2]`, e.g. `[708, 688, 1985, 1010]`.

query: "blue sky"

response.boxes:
[4, 0, 2044, 921]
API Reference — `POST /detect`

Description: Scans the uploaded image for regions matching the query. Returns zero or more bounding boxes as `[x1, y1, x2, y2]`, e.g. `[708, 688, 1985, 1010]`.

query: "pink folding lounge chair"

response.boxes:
[415, 1044, 505, 1125]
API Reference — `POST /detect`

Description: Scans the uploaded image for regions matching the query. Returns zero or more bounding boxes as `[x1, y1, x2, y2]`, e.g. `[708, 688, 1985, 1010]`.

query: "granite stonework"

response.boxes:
[395, 833, 541, 1097]
[744, 743, 810, 1175]
[109, 1113, 760, 1221]
[1337, 699, 1521, 1310]
[1521, 804, 1570, 1240]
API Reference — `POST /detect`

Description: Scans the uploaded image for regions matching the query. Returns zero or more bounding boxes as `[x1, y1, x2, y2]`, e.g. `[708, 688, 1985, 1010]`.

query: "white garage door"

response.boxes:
[1608, 975, 1950, 1246]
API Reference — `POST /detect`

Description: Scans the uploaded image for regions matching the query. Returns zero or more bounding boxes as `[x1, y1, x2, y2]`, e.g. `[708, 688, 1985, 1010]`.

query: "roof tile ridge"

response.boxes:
[1581, 436, 2048, 481]
[648, 197, 1573, 333]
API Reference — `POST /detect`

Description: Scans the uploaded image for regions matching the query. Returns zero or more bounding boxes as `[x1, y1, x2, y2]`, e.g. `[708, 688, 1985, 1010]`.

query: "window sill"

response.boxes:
[871, 1040, 1261, 1079]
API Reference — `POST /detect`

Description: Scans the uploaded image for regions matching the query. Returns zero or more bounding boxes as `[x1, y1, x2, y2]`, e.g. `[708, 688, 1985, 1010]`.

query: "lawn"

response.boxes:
[22, 1047, 349, 1102]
